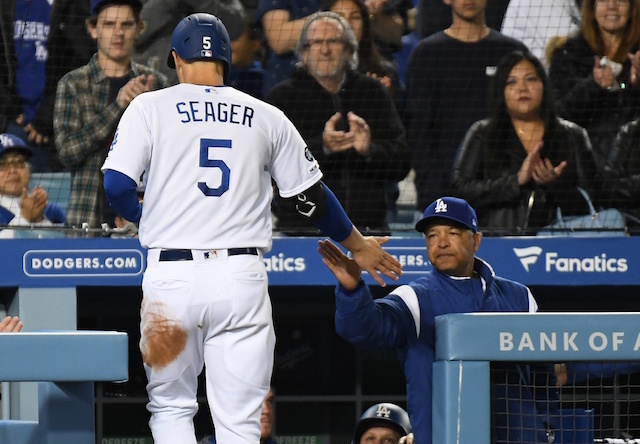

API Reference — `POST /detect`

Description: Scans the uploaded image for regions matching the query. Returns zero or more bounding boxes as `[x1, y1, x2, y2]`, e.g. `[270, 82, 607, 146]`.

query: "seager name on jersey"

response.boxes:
[176, 101, 254, 127]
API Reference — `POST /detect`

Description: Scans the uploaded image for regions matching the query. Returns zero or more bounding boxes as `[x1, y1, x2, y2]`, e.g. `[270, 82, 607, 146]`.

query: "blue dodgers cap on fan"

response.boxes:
[90, 0, 142, 16]
[415, 197, 478, 233]
[0, 133, 31, 159]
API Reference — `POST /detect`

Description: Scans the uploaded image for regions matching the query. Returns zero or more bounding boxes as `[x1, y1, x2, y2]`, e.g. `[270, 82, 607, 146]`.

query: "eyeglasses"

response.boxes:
[0, 157, 29, 171]
[305, 38, 345, 49]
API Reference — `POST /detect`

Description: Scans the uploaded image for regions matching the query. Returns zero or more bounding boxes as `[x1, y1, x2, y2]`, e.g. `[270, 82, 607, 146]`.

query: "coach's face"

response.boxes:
[424, 220, 481, 278]
[302, 19, 350, 82]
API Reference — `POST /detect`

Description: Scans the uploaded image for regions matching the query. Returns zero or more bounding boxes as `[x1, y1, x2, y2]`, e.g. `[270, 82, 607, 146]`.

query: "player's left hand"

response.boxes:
[347, 111, 371, 156]
[318, 239, 362, 290]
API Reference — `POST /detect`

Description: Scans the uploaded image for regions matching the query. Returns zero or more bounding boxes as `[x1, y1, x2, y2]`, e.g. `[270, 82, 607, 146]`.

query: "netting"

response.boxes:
[2, 0, 639, 238]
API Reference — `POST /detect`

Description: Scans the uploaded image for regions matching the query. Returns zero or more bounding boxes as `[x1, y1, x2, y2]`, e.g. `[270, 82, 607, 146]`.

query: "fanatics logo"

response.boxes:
[513, 246, 543, 272]
[434, 199, 448, 214]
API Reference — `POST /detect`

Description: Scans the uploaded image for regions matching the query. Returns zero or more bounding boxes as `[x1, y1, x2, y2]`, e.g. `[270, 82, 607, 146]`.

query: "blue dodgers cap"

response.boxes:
[0, 133, 31, 159]
[90, 0, 142, 16]
[415, 196, 478, 233]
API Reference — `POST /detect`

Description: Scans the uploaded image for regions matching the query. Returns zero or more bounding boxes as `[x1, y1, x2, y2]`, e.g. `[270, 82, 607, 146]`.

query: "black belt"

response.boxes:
[159, 248, 258, 261]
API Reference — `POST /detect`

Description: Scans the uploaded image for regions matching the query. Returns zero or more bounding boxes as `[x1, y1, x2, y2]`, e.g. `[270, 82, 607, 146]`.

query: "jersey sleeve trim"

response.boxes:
[392, 285, 421, 337]
[527, 288, 538, 313]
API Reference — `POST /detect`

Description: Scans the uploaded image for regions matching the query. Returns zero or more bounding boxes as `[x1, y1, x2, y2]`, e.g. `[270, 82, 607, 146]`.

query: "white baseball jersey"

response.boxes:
[102, 83, 322, 250]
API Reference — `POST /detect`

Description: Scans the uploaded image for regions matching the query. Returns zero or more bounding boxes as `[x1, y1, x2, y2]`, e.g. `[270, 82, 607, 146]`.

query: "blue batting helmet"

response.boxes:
[353, 403, 411, 444]
[167, 13, 232, 83]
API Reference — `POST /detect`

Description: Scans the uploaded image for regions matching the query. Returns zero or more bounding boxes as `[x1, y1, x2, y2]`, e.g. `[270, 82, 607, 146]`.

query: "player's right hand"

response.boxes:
[344, 234, 402, 286]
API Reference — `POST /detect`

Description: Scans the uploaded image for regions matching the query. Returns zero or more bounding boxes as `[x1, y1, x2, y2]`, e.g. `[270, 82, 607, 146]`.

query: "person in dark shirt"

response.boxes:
[404, 0, 526, 216]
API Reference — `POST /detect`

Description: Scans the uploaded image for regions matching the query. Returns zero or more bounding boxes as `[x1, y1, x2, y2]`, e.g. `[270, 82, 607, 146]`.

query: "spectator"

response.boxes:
[415, 0, 510, 40]
[323, 0, 401, 96]
[266, 12, 410, 235]
[133, 0, 246, 85]
[27, 0, 96, 172]
[602, 118, 640, 229]
[227, 17, 266, 99]
[0, 316, 22, 333]
[364, 0, 413, 63]
[0, 0, 53, 172]
[353, 402, 412, 444]
[501, 0, 582, 65]
[0, 133, 66, 239]
[54, 0, 168, 236]
[404, 0, 526, 218]
[318, 196, 538, 444]
[451, 50, 597, 234]
[201, 387, 276, 444]
[548, 0, 640, 172]
[257, 0, 322, 96]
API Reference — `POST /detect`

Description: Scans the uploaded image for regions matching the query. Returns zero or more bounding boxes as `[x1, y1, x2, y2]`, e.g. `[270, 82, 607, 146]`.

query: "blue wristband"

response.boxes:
[312, 184, 353, 242]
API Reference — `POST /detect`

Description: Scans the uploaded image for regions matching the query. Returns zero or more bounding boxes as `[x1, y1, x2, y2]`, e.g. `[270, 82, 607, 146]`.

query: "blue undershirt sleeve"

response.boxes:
[312, 183, 353, 242]
[103, 169, 142, 223]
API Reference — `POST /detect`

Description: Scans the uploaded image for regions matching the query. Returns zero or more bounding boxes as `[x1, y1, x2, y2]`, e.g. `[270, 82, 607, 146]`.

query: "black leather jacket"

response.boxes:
[451, 117, 598, 234]
[603, 118, 640, 222]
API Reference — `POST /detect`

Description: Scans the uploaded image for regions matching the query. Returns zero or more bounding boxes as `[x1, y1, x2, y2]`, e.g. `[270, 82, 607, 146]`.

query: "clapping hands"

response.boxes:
[323, 111, 371, 156]
[517, 142, 567, 186]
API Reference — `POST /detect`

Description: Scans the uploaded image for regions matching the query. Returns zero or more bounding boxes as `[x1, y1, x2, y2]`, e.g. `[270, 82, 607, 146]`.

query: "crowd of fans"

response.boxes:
[2, 0, 640, 237]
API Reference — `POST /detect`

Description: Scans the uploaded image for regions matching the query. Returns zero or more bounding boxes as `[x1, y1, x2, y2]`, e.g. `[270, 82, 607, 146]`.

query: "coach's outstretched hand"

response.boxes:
[318, 239, 362, 291]
[325, 228, 402, 287]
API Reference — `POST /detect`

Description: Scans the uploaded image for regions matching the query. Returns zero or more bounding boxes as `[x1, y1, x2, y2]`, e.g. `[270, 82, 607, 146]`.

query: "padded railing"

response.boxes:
[0, 331, 128, 444]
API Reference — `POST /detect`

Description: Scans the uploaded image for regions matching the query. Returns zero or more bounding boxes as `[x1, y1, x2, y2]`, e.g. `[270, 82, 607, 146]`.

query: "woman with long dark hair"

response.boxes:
[451, 50, 598, 234]
[549, 0, 640, 169]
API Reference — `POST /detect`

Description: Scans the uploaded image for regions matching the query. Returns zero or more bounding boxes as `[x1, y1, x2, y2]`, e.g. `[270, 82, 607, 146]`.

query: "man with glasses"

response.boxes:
[0, 133, 65, 238]
[266, 11, 409, 236]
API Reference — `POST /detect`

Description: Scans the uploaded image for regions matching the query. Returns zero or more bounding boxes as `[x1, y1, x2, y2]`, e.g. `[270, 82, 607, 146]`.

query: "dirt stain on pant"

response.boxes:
[140, 301, 188, 369]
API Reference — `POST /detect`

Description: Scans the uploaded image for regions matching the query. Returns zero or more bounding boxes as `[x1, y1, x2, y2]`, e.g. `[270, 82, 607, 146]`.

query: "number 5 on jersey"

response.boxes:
[198, 138, 230, 197]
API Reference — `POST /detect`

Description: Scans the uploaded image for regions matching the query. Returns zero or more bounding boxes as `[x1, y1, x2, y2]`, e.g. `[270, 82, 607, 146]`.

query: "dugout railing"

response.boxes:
[433, 313, 640, 443]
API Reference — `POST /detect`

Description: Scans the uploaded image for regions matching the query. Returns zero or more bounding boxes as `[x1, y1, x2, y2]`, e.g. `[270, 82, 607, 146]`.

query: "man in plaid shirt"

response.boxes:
[54, 0, 168, 235]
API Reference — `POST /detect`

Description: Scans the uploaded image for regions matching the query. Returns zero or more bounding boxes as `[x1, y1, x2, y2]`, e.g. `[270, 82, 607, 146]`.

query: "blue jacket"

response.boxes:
[334, 257, 536, 444]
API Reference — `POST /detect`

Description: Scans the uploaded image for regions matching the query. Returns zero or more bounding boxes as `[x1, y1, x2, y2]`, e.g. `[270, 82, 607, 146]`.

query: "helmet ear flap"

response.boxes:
[167, 13, 232, 82]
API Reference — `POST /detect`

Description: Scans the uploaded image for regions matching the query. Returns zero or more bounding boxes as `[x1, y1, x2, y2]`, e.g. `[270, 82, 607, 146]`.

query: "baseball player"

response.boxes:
[101, 13, 402, 444]
[353, 403, 412, 444]
[318, 196, 538, 443]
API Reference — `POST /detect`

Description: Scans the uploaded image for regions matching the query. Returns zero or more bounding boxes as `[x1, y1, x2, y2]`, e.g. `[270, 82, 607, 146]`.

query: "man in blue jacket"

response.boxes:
[318, 196, 539, 443]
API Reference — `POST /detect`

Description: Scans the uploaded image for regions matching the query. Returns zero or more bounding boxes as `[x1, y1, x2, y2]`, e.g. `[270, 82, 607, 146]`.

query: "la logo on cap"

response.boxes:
[434, 199, 448, 213]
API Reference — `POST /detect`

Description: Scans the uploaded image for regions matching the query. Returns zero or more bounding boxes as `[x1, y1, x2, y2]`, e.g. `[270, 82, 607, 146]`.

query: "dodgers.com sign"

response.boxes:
[23, 248, 144, 278]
